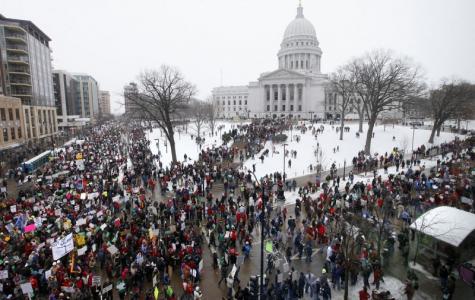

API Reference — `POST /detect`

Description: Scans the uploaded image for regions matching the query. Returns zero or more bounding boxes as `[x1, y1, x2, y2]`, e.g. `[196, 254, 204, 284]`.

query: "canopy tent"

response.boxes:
[410, 206, 475, 247]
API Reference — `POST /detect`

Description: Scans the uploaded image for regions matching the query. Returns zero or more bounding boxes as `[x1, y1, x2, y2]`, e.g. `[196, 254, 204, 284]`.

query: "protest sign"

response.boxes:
[230, 264, 238, 278]
[76, 218, 86, 226]
[24, 224, 36, 233]
[92, 276, 101, 286]
[10, 205, 16, 213]
[0, 270, 8, 279]
[20, 282, 33, 296]
[108, 245, 119, 255]
[45, 269, 52, 280]
[51, 233, 74, 260]
[102, 284, 113, 294]
[78, 246, 87, 256]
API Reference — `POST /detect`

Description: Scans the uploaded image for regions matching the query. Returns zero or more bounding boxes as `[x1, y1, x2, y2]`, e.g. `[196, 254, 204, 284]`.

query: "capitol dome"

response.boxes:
[277, 4, 322, 74]
[283, 6, 316, 40]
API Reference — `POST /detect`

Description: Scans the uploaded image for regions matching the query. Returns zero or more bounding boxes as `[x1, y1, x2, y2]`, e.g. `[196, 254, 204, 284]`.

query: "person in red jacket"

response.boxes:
[358, 286, 370, 300]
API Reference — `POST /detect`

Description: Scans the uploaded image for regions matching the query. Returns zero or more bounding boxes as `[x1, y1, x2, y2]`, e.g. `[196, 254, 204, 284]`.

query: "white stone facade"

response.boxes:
[213, 4, 329, 119]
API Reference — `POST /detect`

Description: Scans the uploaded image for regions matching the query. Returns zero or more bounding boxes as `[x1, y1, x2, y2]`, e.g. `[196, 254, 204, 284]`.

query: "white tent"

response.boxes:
[410, 206, 475, 247]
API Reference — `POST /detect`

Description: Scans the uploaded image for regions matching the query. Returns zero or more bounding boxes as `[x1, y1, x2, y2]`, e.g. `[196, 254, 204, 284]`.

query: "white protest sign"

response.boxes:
[51, 233, 74, 260]
[102, 284, 113, 294]
[45, 269, 52, 279]
[78, 246, 87, 256]
[76, 218, 86, 226]
[10, 205, 16, 213]
[61, 286, 75, 293]
[230, 264, 238, 278]
[107, 245, 119, 255]
[92, 276, 101, 286]
[100, 224, 107, 231]
[20, 282, 33, 296]
[0, 270, 8, 279]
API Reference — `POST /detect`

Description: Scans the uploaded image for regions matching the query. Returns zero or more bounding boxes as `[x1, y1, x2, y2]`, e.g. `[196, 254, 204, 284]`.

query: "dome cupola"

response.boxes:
[277, 2, 322, 74]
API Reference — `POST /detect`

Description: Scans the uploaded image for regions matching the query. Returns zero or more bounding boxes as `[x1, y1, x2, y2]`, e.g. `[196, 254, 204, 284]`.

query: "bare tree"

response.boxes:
[348, 49, 424, 154]
[352, 98, 365, 133]
[191, 100, 208, 139]
[205, 97, 219, 137]
[330, 67, 355, 140]
[427, 80, 474, 143]
[127, 65, 196, 163]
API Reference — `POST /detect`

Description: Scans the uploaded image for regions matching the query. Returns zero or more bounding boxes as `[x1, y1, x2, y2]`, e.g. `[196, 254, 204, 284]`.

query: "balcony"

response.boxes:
[7, 56, 29, 65]
[8, 70, 30, 76]
[5, 35, 27, 44]
[6, 47, 28, 56]
[10, 80, 32, 87]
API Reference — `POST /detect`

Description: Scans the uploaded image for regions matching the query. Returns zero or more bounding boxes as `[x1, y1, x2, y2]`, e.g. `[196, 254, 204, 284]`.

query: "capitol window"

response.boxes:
[266, 105, 270, 111]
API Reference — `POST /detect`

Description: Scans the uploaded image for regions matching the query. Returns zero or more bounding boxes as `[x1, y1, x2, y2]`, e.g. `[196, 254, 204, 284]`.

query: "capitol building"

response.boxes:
[213, 4, 336, 120]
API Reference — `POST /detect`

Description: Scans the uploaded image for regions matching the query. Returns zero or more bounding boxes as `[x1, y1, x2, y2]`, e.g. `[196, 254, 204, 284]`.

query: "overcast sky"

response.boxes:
[3, 0, 475, 114]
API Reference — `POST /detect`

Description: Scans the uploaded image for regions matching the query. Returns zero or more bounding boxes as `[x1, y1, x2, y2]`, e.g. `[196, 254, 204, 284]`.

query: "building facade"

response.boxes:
[213, 4, 328, 119]
[0, 95, 25, 149]
[0, 14, 57, 139]
[72, 74, 99, 120]
[124, 82, 139, 116]
[99, 90, 111, 115]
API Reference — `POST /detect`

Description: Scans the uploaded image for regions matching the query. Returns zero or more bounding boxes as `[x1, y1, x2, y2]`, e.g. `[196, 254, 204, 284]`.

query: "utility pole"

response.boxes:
[283, 143, 288, 181]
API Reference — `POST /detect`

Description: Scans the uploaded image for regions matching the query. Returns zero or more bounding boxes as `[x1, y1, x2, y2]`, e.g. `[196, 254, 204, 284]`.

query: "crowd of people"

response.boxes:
[0, 118, 474, 300]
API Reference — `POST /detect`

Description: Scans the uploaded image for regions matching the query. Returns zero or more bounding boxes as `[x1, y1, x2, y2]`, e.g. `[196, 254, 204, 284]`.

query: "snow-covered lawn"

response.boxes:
[146, 120, 247, 167]
[241, 122, 463, 180]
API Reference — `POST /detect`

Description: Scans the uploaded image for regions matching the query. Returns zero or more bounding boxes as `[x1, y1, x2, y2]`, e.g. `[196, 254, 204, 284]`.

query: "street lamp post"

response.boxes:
[343, 159, 346, 180]
[248, 170, 266, 300]
[283, 143, 288, 181]
[411, 125, 415, 154]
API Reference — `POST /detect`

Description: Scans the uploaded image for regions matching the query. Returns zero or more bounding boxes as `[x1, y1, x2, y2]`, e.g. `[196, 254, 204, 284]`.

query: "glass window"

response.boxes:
[274, 105, 278, 111]
[11, 128, 15, 140]
[0, 109, 5, 121]
[239, 100, 242, 105]
[3, 128, 8, 142]
[298, 105, 302, 111]
[274, 88, 278, 101]
[15, 109, 20, 120]
[228, 100, 231, 105]
[245, 100, 247, 105]
[233, 100, 236, 105]
[290, 105, 294, 111]
[8, 109, 13, 121]
[282, 105, 286, 111]
[18, 128, 22, 139]
[266, 88, 270, 101]
[298, 85, 303, 101]
[266, 105, 270, 112]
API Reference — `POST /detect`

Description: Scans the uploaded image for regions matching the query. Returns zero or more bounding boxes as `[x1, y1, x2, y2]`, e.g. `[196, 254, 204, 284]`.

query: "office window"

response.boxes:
[18, 128, 22, 139]
[290, 105, 294, 111]
[298, 85, 303, 101]
[3, 128, 7, 141]
[233, 107, 236, 111]
[274, 105, 278, 111]
[8, 109, 13, 121]
[274, 88, 278, 101]
[239, 100, 242, 105]
[281, 86, 286, 100]
[298, 105, 302, 111]
[228, 100, 231, 105]
[266, 105, 270, 111]
[233, 100, 236, 105]
[0, 109, 5, 121]
[245, 100, 247, 105]
[11, 128, 15, 140]
[282, 105, 286, 111]
[266, 88, 270, 101]
[15, 109, 20, 120]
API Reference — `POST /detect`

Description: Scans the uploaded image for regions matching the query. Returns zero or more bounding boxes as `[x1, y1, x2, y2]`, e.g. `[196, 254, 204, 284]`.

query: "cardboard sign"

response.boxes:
[51, 233, 74, 260]
[24, 224, 36, 233]
[20, 282, 33, 295]
[108, 245, 118, 255]
[76, 218, 86, 226]
[92, 276, 101, 286]
[102, 284, 113, 294]
[78, 246, 87, 256]
[0, 270, 8, 279]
